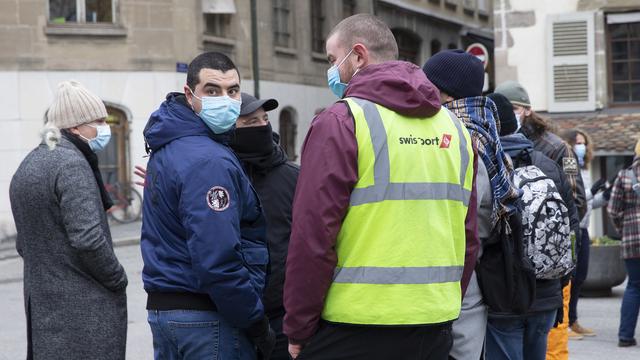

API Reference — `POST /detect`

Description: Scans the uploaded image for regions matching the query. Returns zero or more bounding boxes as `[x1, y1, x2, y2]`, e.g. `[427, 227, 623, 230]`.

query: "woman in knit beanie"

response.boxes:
[9, 80, 128, 359]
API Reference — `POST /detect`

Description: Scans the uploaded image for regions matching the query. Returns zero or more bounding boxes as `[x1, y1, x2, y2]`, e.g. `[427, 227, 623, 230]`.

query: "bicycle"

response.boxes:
[105, 181, 142, 224]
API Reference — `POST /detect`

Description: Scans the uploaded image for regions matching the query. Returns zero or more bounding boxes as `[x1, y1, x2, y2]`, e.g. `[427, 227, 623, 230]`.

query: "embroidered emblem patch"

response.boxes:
[206, 186, 230, 211]
[562, 157, 579, 175]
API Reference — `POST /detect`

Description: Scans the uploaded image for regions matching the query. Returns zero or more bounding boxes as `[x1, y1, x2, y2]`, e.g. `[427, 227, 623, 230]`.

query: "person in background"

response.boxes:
[487, 92, 577, 359]
[495, 80, 587, 360]
[284, 14, 478, 360]
[231, 92, 299, 360]
[140, 52, 274, 360]
[607, 139, 640, 348]
[562, 129, 610, 339]
[10, 80, 128, 359]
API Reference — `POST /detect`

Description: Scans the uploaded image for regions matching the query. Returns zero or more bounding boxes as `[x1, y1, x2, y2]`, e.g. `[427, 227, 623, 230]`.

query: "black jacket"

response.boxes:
[501, 133, 572, 313]
[236, 136, 299, 319]
[521, 126, 588, 220]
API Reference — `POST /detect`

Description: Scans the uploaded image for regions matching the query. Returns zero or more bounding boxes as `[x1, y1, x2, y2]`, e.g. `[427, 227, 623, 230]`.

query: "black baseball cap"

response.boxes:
[240, 92, 279, 116]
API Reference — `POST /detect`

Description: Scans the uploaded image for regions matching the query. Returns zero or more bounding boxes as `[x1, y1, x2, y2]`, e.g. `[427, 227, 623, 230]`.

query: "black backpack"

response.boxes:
[476, 201, 537, 315]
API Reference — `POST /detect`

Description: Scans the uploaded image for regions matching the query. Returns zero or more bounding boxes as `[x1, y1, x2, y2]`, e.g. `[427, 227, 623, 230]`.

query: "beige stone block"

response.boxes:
[18, 0, 43, 26]
[0, 0, 18, 25]
[0, 27, 32, 58]
[148, 5, 173, 29]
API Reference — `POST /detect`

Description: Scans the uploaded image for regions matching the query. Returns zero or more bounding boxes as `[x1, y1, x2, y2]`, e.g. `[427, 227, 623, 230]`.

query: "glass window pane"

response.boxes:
[86, 0, 113, 23]
[49, 0, 77, 23]
[632, 83, 640, 102]
[631, 41, 640, 60]
[613, 62, 629, 81]
[630, 22, 640, 38]
[609, 23, 628, 40]
[612, 41, 628, 60]
[631, 61, 640, 80]
[613, 84, 630, 102]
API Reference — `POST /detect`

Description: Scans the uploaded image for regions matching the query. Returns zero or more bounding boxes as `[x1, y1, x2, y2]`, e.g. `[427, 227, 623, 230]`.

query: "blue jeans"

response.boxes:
[485, 310, 557, 360]
[147, 310, 256, 360]
[619, 258, 640, 341]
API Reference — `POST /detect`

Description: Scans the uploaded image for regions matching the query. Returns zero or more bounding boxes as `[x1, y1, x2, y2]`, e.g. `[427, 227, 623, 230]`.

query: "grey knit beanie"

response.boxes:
[494, 80, 531, 107]
[42, 80, 107, 149]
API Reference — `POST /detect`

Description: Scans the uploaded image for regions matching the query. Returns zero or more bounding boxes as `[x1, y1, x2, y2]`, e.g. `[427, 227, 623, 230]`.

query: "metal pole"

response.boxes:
[250, 0, 260, 98]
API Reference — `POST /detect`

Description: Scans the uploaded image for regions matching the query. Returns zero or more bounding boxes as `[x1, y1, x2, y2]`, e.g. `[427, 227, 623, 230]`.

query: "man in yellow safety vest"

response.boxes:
[283, 14, 480, 360]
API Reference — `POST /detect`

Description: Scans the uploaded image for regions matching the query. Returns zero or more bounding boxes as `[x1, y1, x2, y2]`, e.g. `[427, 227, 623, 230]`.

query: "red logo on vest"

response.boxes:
[440, 134, 452, 148]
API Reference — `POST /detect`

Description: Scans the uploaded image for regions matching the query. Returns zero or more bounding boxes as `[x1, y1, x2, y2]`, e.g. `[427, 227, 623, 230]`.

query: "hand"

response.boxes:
[289, 343, 303, 359]
[553, 306, 564, 328]
[134, 165, 147, 187]
[248, 317, 276, 360]
[591, 178, 606, 195]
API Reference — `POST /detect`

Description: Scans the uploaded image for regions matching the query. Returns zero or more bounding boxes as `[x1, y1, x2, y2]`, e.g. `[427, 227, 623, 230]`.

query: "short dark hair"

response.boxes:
[328, 14, 398, 62]
[186, 52, 239, 90]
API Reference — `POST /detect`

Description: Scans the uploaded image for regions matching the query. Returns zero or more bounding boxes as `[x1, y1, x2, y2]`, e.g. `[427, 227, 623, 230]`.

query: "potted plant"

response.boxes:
[581, 236, 627, 297]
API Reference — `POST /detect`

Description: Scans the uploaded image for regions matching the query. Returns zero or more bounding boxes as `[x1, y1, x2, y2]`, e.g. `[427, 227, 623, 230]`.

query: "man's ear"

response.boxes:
[184, 85, 194, 108]
[352, 43, 369, 68]
[68, 126, 81, 136]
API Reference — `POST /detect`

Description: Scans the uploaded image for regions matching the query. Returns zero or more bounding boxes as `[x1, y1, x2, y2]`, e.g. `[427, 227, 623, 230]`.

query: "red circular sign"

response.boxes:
[466, 43, 489, 69]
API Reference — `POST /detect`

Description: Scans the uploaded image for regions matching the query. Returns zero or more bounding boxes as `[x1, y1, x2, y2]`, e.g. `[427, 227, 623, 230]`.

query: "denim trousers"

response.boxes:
[485, 309, 557, 360]
[619, 258, 640, 341]
[147, 310, 256, 360]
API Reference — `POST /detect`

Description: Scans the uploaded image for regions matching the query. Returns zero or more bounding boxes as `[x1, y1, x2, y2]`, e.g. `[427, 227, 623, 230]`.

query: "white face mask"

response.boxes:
[514, 112, 522, 131]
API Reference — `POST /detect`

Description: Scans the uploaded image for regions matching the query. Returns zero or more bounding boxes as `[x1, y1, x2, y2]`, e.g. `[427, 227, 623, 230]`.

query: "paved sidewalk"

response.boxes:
[1, 220, 638, 359]
[568, 282, 640, 359]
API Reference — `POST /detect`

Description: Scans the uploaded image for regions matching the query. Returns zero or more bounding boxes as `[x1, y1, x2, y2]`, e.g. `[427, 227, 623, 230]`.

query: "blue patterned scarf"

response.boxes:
[445, 96, 520, 225]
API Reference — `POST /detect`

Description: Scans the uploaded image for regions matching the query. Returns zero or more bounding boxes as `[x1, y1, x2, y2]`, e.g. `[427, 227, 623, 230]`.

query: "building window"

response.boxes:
[607, 20, 640, 104]
[343, 0, 357, 19]
[393, 29, 422, 65]
[273, 0, 292, 48]
[311, 1, 325, 53]
[204, 14, 231, 37]
[279, 108, 298, 161]
[49, 0, 115, 24]
[431, 39, 442, 55]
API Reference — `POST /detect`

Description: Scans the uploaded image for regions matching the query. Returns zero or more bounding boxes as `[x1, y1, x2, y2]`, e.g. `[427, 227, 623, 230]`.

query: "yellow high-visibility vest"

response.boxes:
[321, 97, 474, 325]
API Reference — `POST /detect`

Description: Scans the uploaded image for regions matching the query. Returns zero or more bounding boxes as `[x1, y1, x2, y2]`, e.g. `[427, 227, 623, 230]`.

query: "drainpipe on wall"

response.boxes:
[250, 0, 260, 99]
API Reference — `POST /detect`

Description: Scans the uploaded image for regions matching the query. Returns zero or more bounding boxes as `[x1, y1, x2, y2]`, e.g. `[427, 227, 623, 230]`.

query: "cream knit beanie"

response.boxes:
[42, 80, 107, 150]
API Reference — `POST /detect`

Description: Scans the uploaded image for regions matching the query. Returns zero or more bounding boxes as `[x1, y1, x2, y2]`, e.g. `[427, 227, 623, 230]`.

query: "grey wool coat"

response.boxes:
[9, 137, 128, 360]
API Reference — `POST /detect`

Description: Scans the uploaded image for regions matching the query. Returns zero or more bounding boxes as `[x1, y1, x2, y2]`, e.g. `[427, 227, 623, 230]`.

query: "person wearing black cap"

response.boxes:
[487, 92, 580, 360]
[231, 92, 299, 360]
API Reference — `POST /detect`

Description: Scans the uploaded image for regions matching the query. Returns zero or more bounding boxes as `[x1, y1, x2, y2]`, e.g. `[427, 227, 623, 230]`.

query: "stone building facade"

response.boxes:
[494, 0, 640, 237]
[0, 0, 493, 238]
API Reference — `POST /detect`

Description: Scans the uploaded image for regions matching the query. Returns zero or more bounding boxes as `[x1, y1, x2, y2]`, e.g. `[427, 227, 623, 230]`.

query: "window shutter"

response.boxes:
[546, 12, 596, 112]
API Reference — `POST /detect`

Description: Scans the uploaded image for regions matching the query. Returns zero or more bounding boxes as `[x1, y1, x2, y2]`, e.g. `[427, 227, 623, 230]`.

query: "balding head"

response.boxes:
[327, 14, 398, 63]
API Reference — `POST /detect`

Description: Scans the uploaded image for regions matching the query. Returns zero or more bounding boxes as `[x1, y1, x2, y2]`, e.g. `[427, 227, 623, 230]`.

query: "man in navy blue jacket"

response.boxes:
[141, 52, 274, 360]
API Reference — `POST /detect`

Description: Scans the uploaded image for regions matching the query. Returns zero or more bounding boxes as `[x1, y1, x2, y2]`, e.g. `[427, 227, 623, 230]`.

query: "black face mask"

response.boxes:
[230, 123, 274, 156]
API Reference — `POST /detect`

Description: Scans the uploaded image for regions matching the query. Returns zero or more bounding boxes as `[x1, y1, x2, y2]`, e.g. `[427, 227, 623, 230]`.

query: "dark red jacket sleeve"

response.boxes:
[283, 103, 358, 343]
[460, 144, 479, 298]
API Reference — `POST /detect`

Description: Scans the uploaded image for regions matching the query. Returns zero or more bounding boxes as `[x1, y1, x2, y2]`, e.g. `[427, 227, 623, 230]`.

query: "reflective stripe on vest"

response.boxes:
[333, 265, 464, 284]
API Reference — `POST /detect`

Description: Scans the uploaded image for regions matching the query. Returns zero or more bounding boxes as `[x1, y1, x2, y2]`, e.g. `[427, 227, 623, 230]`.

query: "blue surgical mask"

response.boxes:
[514, 112, 522, 132]
[327, 48, 355, 98]
[574, 144, 587, 167]
[80, 123, 111, 153]
[191, 89, 241, 134]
